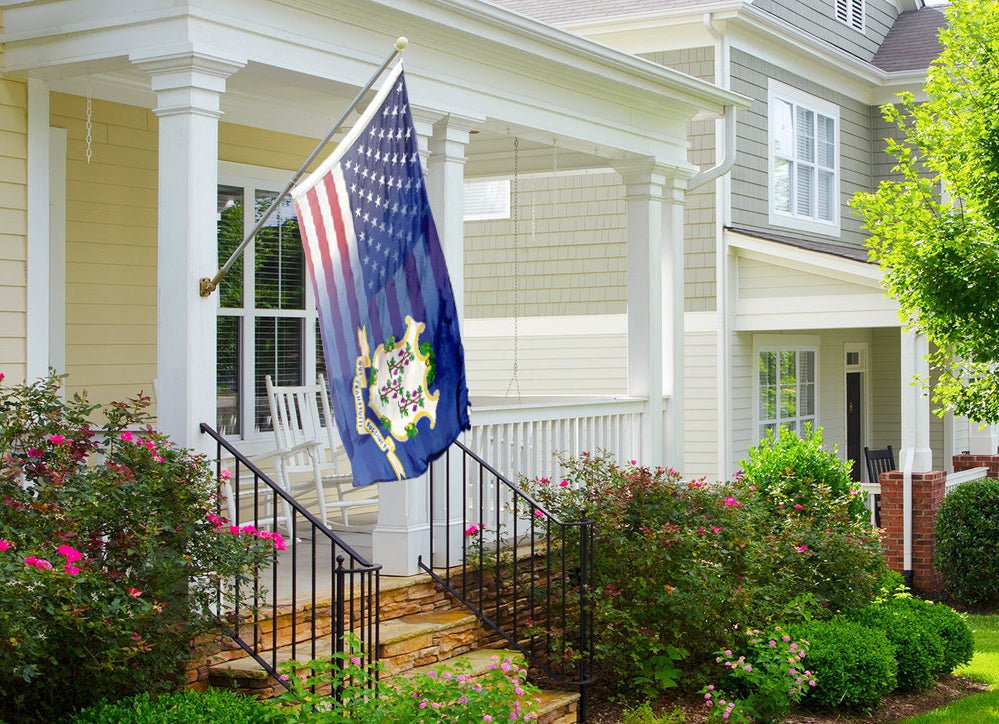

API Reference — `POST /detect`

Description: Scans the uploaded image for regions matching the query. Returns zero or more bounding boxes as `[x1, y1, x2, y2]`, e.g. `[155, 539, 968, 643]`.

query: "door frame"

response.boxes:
[844, 342, 871, 481]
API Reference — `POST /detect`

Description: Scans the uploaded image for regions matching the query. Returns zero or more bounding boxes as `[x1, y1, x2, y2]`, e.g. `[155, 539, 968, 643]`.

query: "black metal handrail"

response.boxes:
[419, 439, 594, 720]
[200, 423, 381, 692]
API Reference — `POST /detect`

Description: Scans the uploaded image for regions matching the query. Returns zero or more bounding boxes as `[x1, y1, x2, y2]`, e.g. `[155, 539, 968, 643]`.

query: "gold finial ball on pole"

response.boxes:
[395, 37, 408, 51]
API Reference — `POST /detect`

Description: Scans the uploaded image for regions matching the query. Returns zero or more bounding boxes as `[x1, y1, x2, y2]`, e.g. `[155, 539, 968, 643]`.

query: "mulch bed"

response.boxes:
[585, 675, 989, 722]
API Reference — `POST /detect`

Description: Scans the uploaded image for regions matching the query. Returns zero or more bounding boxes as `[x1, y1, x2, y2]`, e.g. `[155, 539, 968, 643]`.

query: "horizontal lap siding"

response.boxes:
[0, 77, 26, 382]
[870, 326, 900, 450]
[872, 104, 907, 186]
[684, 331, 719, 480]
[52, 93, 158, 408]
[464, 171, 626, 319]
[729, 48, 872, 249]
[738, 257, 875, 297]
[53, 94, 323, 410]
[463, 327, 627, 396]
[751, 0, 897, 60]
[643, 48, 717, 313]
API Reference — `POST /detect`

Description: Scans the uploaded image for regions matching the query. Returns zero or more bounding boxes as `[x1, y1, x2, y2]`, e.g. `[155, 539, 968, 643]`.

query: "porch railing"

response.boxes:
[200, 423, 381, 690]
[468, 396, 645, 482]
[420, 440, 594, 720]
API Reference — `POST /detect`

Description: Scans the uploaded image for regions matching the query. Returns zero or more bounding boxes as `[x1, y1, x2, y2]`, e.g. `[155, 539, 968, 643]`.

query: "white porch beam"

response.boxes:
[618, 160, 690, 469]
[132, 49, 245, 450]
[899, 328, 932, 583]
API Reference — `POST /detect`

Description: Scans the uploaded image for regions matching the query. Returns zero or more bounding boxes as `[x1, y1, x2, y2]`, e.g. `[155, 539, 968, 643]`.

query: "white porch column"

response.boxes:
[427, 114, 479, 566]
[369, 111, 442, 576]
[132, 50, 244, 450]
[26, 79, 50, 381]
[427, 113, 480, 323]
[618, 161, 688, 468]
[899, 328, 932, 583]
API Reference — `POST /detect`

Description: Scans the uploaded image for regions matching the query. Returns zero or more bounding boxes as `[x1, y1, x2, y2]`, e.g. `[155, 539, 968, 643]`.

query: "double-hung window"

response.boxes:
[757, 346, 817, 440]
[216, 165, 324, 440]
[768, 80, 839, 235]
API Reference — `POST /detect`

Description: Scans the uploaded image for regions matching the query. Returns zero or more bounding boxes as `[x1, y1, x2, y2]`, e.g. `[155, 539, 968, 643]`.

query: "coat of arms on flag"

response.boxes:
[292, 63, 470, 487]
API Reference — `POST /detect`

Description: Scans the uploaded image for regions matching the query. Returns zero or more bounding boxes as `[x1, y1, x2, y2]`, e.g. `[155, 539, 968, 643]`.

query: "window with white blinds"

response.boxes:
[768, 80, 840, 235]
[464, 179, 510, 221]
[217, 180, 318, 438]
[835, 0, 865, 32]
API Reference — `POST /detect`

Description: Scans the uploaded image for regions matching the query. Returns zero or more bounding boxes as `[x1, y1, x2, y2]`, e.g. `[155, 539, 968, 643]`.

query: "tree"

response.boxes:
[853, 0, 999, 423]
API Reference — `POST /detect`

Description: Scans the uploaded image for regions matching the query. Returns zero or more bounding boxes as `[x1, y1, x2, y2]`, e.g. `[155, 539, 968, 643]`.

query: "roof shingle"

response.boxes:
[872, 6, 947, 72]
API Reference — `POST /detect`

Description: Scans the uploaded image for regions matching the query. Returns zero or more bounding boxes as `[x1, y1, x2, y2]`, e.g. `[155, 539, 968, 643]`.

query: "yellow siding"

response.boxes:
[51, 94, 320, 409]
[51, 92, 158, 406]
[0, 76, 26, 383]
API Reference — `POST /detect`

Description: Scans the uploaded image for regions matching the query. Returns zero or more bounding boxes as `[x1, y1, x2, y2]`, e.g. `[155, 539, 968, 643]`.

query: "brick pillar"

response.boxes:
[879, 469, 946, 594]
[952, 453, 999, 478]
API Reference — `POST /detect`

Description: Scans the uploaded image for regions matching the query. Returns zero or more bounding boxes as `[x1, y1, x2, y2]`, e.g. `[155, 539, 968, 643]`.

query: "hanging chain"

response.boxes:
[504, 137, 522, 403]
[85, 80, 93, 164]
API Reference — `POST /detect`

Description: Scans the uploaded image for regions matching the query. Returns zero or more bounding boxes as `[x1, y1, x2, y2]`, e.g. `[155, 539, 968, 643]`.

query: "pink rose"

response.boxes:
[464, 523, 480, 536]
[48, 435, 65, 445]
[0, 540, 11, 551]
[64, 564, 81, 575]
[57, 545, 83, 563]
[559, 479, 569, 488]
[119, 431, 134, 442]
[127, 587, 143, 598]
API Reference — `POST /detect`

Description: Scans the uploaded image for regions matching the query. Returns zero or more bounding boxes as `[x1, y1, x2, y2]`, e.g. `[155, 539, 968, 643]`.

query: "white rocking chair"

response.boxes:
[265, 374, 376, 529]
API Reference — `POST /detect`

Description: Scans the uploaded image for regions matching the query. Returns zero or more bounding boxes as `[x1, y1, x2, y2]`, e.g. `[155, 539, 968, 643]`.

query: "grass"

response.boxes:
[903, 613, 999, 723]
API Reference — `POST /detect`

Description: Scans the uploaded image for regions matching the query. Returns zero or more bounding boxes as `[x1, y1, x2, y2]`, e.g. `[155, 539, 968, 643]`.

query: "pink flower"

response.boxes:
[724, 496, 738, 507]
[793, 503, 804, 510]
[464, 523, 481, 537]
[351, 656, 361, 666]
[256, 530, 272, 540]
[0, 372, 5, 381]
[272, 534, 287, 551]
[26, 557, 52, 570]
[48, 435, 65, 445]
[64, 564, 80, 575]
[711, 526, 723, 533]
[794, 544, 808, 552]
[127, 587, 143, 598]
[228, 525, 240, 535]
[745, 664, 752, 672]
[629, 459, 637, 466]
[153, 456, 165, 463]
[23, 556, 38, 566]
[240, 525, 257, 535]
[483, 717, 493, 723]
[748, 485, 757, 491]
[538, 477, 550, 485]
[0, 540, 11, 551]
[57, 545, 83, 563]
[558, 479, 569, 488]
[220, 469, 232, 480]
[26, 448, 42, 459]
[534, 509, 544, 518]
[119, 431, 134, 442]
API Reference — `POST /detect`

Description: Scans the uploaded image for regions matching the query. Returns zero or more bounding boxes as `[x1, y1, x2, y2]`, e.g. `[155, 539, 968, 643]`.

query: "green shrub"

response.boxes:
[73, 690, 281, 723]
[848, 598, 947, 691]
[907, 599, 974, 675]
[791, 619, 896, 711]
[740, 425, 868, 522]
[0, 375, 276, 722]
[519, 439, 885, 695]
[935, 478, 999, 606]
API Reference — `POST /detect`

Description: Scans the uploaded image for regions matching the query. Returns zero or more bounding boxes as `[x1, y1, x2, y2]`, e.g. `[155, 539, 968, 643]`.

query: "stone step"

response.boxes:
[395, 647, 526, 680]
[536, 689, 581, 724]
[207, 609, 484, 695]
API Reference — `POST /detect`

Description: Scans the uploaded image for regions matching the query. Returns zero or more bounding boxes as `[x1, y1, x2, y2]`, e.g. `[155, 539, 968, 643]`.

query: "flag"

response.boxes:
[292, 63, 470, 487]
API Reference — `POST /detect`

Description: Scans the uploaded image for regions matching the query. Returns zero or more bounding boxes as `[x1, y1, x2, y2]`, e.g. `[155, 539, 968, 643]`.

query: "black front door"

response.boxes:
[847, 372, 862, 481]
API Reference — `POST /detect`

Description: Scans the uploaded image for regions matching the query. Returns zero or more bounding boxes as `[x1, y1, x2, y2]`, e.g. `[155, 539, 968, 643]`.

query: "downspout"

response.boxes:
[693, 12, 735, 481]
[902, 447, 914, 588]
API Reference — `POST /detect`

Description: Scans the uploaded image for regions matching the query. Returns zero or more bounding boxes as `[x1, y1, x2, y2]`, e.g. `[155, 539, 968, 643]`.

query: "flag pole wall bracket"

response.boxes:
[198, 36, 409, 298]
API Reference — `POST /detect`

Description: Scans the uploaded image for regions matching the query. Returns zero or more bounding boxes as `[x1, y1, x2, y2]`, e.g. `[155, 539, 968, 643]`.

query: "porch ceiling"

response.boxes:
[0, 0, 748, 171]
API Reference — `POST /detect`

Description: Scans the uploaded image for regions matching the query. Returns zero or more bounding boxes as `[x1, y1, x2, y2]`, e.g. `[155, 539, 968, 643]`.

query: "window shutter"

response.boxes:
[849, 0, 864, 30]
[835, 0, 849, 23]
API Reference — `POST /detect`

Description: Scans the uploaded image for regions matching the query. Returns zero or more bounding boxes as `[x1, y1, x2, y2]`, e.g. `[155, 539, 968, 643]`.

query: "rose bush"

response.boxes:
[0, 374, 277, 722]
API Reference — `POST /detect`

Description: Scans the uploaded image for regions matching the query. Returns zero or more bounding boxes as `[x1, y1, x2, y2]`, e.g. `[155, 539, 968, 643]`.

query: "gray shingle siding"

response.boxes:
[642, 47, 718, 313]
[730, 47, 872, 251]
[751, 0, 897, 62]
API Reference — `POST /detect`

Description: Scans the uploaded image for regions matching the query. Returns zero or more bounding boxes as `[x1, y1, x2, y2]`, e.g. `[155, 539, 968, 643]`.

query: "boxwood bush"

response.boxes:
[790, 619, 896, 711]
[909, 599, 974, 675]
[935, 478, 999, 606]
[848, 597, 947, 691]
[73, 690, 281, 723]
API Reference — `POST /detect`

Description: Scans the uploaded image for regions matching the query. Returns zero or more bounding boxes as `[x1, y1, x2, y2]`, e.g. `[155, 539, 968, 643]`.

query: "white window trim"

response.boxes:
[217, 161, 319, 451]
[767, 79, 841, 237]
[753, 334, 821, 442]
[843, 342, 873, 473]
[464, 178, 511, 221]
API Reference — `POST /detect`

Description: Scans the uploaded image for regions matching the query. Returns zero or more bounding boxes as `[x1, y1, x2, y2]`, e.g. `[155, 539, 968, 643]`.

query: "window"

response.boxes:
[757, 348, 817, 439]
[835, 0, 865, 32]
[768, 80, 839, 235]
[217, 170, 319, 439]
[464, 179, 510, 221]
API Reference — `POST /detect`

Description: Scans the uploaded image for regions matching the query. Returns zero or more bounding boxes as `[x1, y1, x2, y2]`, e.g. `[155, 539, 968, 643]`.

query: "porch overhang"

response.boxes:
[727, 228, 901, 332]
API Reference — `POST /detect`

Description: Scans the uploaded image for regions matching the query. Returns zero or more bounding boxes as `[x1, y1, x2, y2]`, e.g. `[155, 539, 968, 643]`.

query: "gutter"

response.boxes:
[689, 13, 738, 191]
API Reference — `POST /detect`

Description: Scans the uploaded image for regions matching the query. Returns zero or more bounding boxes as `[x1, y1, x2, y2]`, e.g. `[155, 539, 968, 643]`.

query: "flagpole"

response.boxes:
[199, 36, 409, 297]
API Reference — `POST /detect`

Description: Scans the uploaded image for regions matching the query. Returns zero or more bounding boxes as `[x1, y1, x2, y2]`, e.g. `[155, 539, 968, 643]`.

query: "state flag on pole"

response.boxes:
[292, 63, 470, 487]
